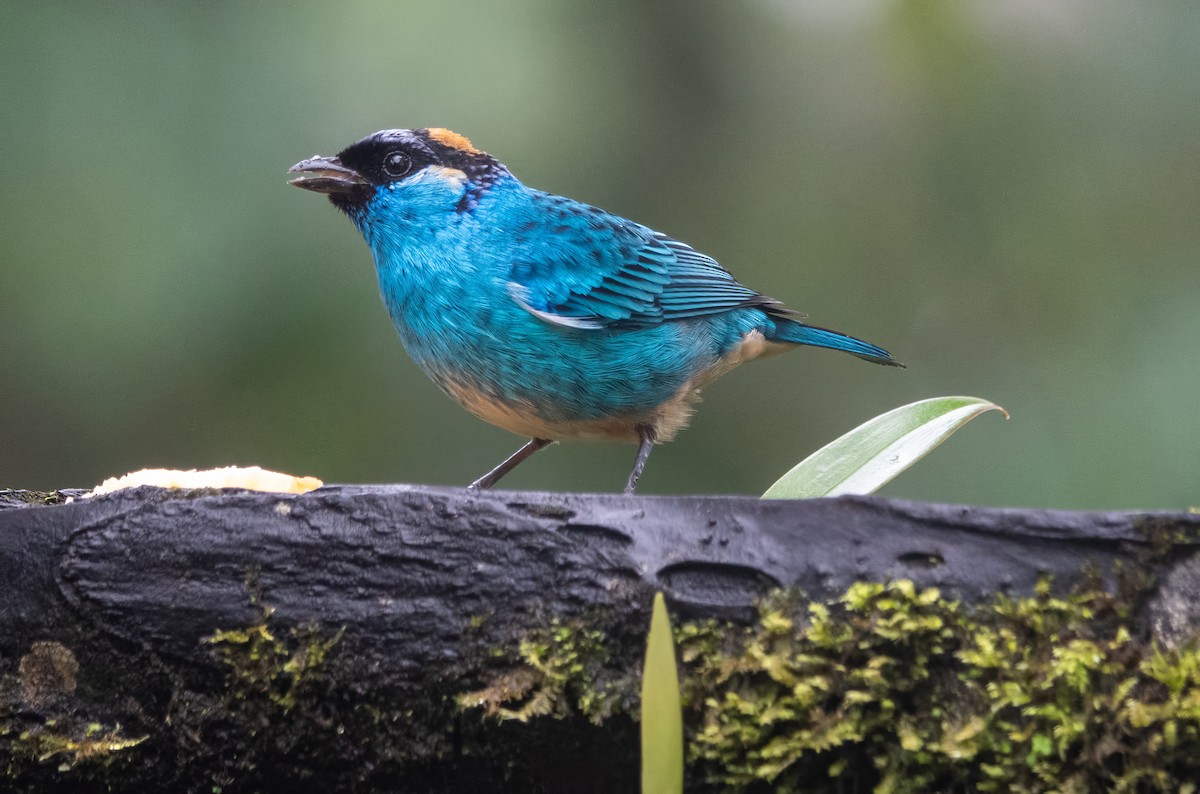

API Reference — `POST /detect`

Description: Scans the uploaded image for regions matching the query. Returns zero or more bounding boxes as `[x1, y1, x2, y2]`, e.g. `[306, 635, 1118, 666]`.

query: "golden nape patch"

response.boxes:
[425, 165, 469, 190]
[426, 127, 482, 155]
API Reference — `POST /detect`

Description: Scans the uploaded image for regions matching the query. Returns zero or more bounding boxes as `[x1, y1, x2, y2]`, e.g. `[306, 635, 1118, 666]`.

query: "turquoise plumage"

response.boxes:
[289, 128, 901, 492]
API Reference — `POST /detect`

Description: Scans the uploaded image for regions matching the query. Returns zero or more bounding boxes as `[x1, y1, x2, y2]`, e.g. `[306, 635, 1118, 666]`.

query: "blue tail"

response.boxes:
[769, 318, 904, 367]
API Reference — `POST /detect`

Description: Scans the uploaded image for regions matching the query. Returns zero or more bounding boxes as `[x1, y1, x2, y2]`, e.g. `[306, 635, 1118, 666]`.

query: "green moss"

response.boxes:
[460, 573, 1200, 792]
[1135, 516, 1200, 560]
[685, 576, 1200, 792]
[11, 719, 145, 770]
[0, 490, 70, 507]
[2, 639, 146, 785]
[180, 599, 504, 783]
[459, 617, 635, 724]
[204, 605, 344, 711]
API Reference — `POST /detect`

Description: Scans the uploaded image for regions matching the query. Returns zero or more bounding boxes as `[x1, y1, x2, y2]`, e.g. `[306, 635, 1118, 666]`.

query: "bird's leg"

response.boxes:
[624, 424, 657, 495]
[468, 438, 552, 491]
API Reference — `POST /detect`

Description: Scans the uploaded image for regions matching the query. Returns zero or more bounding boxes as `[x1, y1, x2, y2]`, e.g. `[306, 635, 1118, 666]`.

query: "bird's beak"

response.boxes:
[287, 155, 368, 194]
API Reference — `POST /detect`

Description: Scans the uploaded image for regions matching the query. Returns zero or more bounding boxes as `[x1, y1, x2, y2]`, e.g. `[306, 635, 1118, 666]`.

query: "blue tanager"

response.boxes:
[288, 128, 902, 493]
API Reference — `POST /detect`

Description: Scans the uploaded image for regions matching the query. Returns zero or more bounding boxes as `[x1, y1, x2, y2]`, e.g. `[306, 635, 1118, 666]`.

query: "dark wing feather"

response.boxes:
[508, 194, 790, 329]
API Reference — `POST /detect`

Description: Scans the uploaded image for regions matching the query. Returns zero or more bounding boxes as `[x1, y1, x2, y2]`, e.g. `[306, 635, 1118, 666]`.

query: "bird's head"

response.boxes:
[288, 128, 507, 224]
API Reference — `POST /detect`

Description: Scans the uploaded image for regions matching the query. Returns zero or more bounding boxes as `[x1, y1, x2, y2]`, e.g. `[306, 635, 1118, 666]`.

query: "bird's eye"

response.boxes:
[382, 151, 412, 179]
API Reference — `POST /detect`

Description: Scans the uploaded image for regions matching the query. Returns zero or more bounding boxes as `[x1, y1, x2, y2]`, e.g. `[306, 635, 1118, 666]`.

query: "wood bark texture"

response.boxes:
[1, 485, 1199, 792]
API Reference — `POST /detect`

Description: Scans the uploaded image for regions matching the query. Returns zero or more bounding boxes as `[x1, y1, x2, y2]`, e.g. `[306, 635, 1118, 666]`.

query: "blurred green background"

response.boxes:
[2, 2, 1197, 508]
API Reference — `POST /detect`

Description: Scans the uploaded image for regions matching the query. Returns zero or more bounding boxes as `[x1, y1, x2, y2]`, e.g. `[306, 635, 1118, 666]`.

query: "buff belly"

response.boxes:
[435, 329, 787, 443]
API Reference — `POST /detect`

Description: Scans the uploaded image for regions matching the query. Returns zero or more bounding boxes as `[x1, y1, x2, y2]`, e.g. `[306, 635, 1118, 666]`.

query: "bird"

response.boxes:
[288, 128, 902, 494]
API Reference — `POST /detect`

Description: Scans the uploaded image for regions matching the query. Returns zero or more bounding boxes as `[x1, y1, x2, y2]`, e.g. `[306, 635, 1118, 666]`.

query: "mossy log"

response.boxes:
[2, 485, 1200, 792]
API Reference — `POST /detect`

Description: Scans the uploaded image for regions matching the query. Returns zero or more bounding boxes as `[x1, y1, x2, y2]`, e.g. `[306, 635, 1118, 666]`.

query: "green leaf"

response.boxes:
[763, 396, 1007, 499]
[641, 592, 684, 794]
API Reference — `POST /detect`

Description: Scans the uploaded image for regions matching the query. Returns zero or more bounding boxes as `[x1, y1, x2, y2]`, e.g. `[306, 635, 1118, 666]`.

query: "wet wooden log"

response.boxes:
[1, 485, 1199, 792]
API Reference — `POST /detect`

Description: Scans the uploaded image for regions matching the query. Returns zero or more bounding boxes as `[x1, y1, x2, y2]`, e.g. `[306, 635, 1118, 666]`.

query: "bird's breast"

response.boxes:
[434, 373, 706, 443]
[437, 376, 643, 441]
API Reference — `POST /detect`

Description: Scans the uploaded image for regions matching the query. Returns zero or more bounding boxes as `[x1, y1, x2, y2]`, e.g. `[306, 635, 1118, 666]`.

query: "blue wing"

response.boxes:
[507, 193, 794, 330]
